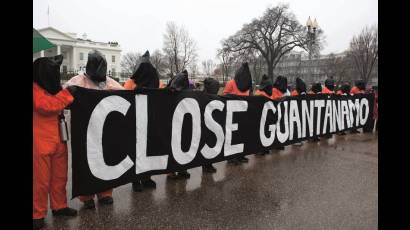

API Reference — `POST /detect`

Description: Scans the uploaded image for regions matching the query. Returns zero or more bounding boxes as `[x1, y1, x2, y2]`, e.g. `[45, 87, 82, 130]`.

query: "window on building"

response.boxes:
[112, 68, 116, 76]
[112, 55, 115, 63]
[80, 52, 84, 60]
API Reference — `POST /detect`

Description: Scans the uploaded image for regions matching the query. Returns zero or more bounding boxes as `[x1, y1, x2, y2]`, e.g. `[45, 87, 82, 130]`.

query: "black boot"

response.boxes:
[167, 172, 179, 180]
[178, 170, 191, 179]
[132, 181, 143, 192]
[227, 158, 241, 165]
[52, 207, 77, 217]
[350, 129, 360, 134]
[83, 199, 95, 209]
[202, 164, 217, 173]
[142, 178, 157, 189]
[98, 196, 113, 205]
[238, 156, 249, 163]
[33, 218, 44, 230]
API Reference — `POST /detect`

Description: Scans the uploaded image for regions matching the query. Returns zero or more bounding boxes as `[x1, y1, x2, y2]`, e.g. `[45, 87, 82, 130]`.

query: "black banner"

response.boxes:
[70, 87, 374, 197]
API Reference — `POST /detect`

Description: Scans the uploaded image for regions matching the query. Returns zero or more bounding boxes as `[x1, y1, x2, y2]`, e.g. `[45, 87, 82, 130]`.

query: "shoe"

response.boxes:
[52, 207, 77, 217]
[33, 218, 44, 230]
[167, 172, 179, 180]
[202, 164, 217, 173]
[312, 137, 320, 142]
[337, 132, 346, 136]
[228, 158, 241, 165]
[142, 178, 157, 189]
[350, 129, 360, 134]
[274, 146, 285, 150]
[324, 134, 332, 139]
[238, 156, 249, 163]
[83, 199, 95, 209]
[178, 171, 191, 179]
[132, 181, 143, 192]
[98, 196, 113, 205]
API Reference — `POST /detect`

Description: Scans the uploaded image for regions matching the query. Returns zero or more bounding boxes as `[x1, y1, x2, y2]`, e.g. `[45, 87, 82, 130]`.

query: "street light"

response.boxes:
[306, 16, 318, 83]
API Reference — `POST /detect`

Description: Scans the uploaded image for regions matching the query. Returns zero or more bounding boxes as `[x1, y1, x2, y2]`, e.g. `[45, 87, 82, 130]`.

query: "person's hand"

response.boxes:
[66, 85, 78, 96]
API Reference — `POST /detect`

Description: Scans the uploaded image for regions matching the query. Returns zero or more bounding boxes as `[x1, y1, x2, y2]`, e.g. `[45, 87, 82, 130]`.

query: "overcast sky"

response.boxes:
[33, 0, 377, 63]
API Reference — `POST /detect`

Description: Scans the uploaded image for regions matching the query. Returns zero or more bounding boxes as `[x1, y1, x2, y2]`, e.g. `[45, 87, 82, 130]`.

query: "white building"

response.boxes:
[33, 27, 122, 77]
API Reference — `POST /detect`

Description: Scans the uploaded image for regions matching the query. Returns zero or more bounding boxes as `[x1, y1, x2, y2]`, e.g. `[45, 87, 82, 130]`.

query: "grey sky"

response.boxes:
[33, 0, 377, 63]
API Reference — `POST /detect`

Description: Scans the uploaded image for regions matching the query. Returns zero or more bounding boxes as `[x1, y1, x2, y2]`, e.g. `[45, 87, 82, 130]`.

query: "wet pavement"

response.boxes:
[44, 132, 378, 230]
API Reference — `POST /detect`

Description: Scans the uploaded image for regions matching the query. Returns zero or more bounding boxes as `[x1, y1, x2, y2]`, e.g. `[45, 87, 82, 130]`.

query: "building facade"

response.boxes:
[33, 27, 122, 80]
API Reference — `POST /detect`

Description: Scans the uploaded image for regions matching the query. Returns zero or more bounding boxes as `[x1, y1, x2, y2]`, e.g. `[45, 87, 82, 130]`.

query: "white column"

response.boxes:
[71, 47, 77, 73]
[57, 45, 61, 55]
[40, 50, 44, 57]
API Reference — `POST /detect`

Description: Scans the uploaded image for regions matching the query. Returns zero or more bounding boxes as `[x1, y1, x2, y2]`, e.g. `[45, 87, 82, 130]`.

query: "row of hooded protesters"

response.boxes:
[33, 49, 376, 229]
[32, 50, 220, 229]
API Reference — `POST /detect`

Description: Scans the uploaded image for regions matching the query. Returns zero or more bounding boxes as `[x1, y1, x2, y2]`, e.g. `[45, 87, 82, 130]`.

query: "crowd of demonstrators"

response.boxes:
[33, 49, 378, 229]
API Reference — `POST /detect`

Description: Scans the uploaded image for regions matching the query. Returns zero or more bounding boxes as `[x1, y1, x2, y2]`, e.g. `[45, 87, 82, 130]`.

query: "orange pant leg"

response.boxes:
[49, 143, 68, 211]
[97, 189, 113, 199]
[33, 151, 51, 219]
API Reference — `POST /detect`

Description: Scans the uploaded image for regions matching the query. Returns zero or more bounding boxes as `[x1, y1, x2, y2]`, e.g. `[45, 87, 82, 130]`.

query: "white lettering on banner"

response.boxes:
[276, 101, 289, 143]
[348, 100, 356, 128]
[323, 100, 334, 134]
[314, 100, 325, 135]
[354, 99, 361, 126]
[341, 101, 350, 128]
[87, 96, 134, 180]
[359, 98, 369, 125]
[201, 100, 225, 159]
[135, 95, 168, 174]
[333, 100, 342, 132]
[171, 98, 201, 165]
[302, 100, 314, 138]
[259, 101, 277, 147]
[224, 100, 248, 156]
[289, 100, 301, 140]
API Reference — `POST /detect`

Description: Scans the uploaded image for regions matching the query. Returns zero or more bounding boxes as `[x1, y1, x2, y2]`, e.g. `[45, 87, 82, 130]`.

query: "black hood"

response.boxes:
[258, 74, 272, 96]
[325, 79, 335, 91]
[295, 77, 307, 94]
[273, 75, 288, 93]
[355, 80, 366, 91]
[141, 50, 150, 63]
[203, 78, 220, 95]
[130, 62, 159, 88]
[234, 62, 252, 92]
[86, 50, 107, 82]
[33, 55, 63, 95]
[167, 72, 189, 91]
[311, 82, 322, 94]
[341, 83, 351, 94]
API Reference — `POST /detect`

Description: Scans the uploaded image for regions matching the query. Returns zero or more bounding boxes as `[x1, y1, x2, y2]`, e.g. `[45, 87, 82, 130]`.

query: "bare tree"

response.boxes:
[202, 59, 215, 77]
[320, 53, 351, 84]
[347, 25, 378, 85]
[151, 49, 167, 77]
[221, 4, 324, 81]
[217, 48, 235, 82]
[120, 52, 141, 74]
[163, 21, 198, 76]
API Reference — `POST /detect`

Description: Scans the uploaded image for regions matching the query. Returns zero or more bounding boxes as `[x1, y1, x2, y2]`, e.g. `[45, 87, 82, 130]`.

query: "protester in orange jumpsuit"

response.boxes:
[123, 51, 160, 192]
[255, 74, 273, 98]
[291, 77, 307, 96]
[166, 70, 194, 179]
[201, 77, 221, 172]
[64, 50, 123, 209]
[322, 78, 335, 94]
[307, 83, 322, 141]
[349, 80, 366, 133]
[335, 83, 352, 136]
[33, 55, 78, 230]
[223, 62, 252, 164]
[270, 75, 288, 150]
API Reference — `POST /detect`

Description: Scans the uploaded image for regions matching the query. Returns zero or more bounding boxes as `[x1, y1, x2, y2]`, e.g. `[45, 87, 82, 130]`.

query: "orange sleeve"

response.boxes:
[291, 90, 298, 96]
[123, 79, 136, 90]
[33, 84, 74, 116]
[223, 80, 233, 95]
[350, 86, 359, 94]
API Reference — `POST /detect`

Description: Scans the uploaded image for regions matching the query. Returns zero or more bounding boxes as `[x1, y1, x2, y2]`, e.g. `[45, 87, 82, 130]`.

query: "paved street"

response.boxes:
[44, 132, 378, 230]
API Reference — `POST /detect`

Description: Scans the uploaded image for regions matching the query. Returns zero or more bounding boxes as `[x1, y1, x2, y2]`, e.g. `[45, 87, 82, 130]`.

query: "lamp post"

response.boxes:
[306, 17, 318, 83]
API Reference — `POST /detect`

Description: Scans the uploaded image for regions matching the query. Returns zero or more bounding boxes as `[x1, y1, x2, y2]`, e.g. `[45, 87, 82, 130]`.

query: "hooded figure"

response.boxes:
[271, 75, 287, 100]
[338, 83, 351, 95]
[350, 80, 366, 94]
[86, 50, 107, 83]
[203, 78, 220, 95]
[167, 72, 189, 91]
[223, 63, 252, 96]
[33, 55, 77, 227]
[255, 74, 272, 98]
[128, 60, 159, 89]
[140, 50, 150, 63]
[292, 77, 307, 96]
[323, 78, 335, 94]
[33, 55, 64, 95]
[310, 83, 322, 94]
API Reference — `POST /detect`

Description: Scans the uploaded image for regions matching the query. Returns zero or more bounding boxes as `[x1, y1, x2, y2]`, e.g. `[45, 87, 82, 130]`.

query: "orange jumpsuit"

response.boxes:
[350, 86, 364, 94]
[291, 90, 299, 96]
[336, 90, 343, 95]
[271, 88, 284, 100]
[123, 78, 137, 89]
[223, 79, 250, 96]
[64, 74, 123, 202]
[254, 89, 271, 99]
[33, 83, 74, 219]
[322, 87, 334, 94]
